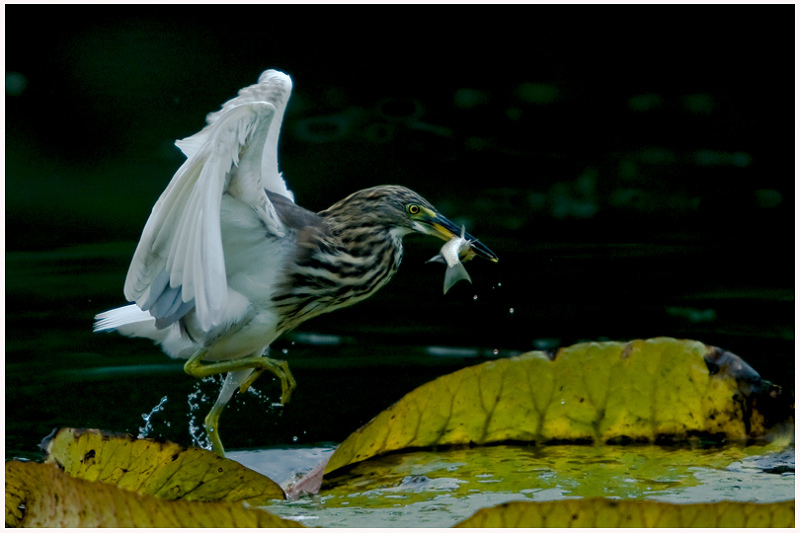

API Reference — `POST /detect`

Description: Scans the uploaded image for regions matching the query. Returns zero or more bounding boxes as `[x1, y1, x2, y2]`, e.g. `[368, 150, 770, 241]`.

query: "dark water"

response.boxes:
[5, 15, 793, 459]
[6, 238, 793, 458]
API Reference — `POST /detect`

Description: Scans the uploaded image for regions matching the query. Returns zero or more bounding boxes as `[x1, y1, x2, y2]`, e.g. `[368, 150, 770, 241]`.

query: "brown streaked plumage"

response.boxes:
[94, 70, 498, 455]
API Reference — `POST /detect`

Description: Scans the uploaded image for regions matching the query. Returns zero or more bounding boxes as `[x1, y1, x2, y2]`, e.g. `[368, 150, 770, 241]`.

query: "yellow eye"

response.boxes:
[407, 204, 421, 215]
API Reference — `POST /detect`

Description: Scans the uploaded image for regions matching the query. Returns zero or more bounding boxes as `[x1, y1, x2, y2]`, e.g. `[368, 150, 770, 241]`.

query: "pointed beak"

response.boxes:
[422, 212, 499, 263]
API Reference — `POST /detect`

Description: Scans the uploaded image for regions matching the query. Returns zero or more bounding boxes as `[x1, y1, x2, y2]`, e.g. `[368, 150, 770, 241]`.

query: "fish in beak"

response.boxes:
[421, 212, 498, 294]
[422, 211, 499, 263]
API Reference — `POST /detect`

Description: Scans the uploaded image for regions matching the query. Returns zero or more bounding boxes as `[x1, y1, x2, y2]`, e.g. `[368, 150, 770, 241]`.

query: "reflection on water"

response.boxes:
[244, 442, 794, 528]
[228, 445, 336, 491]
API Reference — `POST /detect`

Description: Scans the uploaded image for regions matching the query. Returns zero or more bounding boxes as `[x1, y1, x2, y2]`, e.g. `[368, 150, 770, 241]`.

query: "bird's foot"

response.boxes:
[238, 357, 297, 405]
[204, 406, 226, 457]
[183, 351, 297, 454]
[184, 351, 297, 404]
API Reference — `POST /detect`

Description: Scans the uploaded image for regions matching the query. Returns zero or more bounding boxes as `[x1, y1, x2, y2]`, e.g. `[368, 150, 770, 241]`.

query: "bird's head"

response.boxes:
[322, 185, 498, 262]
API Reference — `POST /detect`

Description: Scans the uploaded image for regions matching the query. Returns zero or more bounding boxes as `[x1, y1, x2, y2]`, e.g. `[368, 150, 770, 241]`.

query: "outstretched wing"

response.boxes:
[123, 70, 294, 331]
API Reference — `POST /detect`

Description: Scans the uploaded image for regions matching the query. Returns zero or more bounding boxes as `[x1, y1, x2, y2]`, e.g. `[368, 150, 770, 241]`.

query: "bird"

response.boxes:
[94, 69, 498, 456]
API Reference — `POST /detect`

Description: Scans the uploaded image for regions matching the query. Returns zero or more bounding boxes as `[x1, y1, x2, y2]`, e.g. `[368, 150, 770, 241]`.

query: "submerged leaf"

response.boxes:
[453, 499, 795, 528]
[321, 442, 794, 506]
[43, 428, 284, 504]
[326, 338, 783, 474]
[5, 461, 303, 528]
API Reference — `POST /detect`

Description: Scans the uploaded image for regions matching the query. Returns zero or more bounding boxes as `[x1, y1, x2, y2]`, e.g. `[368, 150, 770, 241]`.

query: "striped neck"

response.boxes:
[271, 224, 406, 333]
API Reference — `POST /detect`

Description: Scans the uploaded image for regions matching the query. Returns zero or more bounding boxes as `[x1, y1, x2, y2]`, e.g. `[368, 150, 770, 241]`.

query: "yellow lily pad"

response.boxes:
[321, 441, 794, 506]
[5, 461, 303, 527]
[326, 338, 779, 474]
[453, 499, 795, 527]
[43, 428, 284, 504]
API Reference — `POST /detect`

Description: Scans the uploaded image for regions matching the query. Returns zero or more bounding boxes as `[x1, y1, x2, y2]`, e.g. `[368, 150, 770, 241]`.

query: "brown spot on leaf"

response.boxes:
[620, 343, 633, 360]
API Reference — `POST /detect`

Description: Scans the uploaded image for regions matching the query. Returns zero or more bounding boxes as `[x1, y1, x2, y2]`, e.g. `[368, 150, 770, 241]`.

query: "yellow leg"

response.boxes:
[184, 350, 297, 456]
[204, 396, 227, 456]
[238, 359, 296, 401]
[183, 350, 297, 403]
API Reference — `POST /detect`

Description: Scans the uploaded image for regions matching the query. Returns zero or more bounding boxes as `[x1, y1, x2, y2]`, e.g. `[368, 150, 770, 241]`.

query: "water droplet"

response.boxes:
[292, 436, 299, 443]
[497, 282, 502, 288]
[282, 348, 289, 355]
[509, 308, 515, 314]
[560, 399, 566, 405]
[493, 348, 499, 355]
[473, 295, 478, 300]
[138, 396, 168, 438]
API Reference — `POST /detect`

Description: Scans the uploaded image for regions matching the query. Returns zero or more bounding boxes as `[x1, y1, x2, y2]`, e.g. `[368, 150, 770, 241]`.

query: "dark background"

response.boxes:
[6, 12, 794, 458]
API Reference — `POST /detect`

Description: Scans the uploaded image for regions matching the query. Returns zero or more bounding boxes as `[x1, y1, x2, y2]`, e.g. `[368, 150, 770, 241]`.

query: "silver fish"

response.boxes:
[427, 225, 477, 294]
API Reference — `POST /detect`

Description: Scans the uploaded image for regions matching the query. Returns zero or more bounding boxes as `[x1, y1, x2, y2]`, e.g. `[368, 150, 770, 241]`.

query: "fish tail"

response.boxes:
[443, 263, 472, 294]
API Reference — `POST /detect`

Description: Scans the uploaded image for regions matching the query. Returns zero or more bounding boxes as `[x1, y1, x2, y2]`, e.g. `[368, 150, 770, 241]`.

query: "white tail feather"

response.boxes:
[94, 304, 153, 332]
[94, 304, 168, 342]
[94, 304, 198, 360]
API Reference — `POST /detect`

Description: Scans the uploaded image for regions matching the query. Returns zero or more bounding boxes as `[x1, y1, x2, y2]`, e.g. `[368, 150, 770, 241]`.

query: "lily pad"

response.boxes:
[43, 427, 284, 504]
[321, 442, 794, 503]
[259, 441, 794, 527]
[453, 499, 795, 527]
[326, 338, 781, 474]
[5, 460, 303, 527]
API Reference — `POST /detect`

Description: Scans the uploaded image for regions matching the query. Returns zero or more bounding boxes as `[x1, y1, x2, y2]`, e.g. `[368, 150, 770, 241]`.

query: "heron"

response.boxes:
[94, 69, 498, 455]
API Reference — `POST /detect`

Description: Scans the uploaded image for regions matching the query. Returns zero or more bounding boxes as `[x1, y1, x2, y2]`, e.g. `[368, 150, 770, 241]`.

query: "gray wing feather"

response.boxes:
[124, 70, 294, 331]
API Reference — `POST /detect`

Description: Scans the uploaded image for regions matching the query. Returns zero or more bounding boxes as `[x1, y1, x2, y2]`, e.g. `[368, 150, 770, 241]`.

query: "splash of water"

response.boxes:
[187, 376, 215, 450]
[185, 373, 286, 450]
[138, 395, 168, 439]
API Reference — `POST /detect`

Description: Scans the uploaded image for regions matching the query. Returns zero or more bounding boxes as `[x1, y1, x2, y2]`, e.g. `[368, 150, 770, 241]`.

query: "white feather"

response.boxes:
[122, 70, 295, 332]
[94, 304, 153, 332]
[94, 305, 198, 360]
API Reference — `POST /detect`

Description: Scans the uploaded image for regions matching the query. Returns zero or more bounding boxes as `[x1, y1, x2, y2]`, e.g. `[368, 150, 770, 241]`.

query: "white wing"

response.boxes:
[176, 69, 294, 202]
[124, 70, 294, 331]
